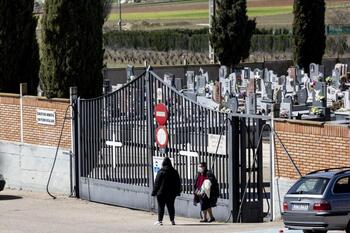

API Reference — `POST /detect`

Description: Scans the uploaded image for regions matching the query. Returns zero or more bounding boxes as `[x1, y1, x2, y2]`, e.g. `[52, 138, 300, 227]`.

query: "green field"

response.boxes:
[108, 6, 294, 21]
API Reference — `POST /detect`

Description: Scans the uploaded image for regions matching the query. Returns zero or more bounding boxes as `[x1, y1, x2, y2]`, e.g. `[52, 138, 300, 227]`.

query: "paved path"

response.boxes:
[0, 189, 343, 233]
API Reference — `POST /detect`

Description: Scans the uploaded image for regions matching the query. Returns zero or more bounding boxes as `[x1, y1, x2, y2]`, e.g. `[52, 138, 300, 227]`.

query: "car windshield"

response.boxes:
[288, 177, 330, 195]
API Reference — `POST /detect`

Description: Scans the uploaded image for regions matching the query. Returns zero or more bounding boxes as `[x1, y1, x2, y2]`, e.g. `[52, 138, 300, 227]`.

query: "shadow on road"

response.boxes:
[175, 223, 226, 227]
[0, 195, 23, 201]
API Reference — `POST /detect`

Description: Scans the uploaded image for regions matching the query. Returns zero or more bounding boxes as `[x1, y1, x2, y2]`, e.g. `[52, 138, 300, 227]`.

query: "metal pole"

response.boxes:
[119, 0, 122, 30]
[270, 104, 275, 221]
[70, 86, 78, 197]
[208, 0, 215, 63]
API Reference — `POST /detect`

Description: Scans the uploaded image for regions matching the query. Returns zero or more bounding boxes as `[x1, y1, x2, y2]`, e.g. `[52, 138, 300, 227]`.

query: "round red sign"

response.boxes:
[156, 126, 169, 148]
[154, 103, 168, 126]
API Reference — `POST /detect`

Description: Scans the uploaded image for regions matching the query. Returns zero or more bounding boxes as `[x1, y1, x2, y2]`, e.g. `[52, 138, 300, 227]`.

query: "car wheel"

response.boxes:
[346, 222, 350, 233]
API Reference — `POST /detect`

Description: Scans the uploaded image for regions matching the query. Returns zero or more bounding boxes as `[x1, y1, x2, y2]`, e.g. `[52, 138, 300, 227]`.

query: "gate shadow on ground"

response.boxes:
[0, 195, 23, 200]
[175, 223, 225, 226]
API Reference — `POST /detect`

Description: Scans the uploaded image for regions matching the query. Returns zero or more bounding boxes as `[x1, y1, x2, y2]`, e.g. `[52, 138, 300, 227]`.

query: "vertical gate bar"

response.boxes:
[117, 89, 121, 182]
[257, 119, 263, 219]
[77, 98, 82, 197]
[229, 116, 240, 222]
[127, 86, 131, 184]
[108, 95, 113, 181]
[92, 99, 97, 180]
[128, 84, 132, 184]
[136, 79, 140, 185]
[100, 98, 105, 181]
[146, 71, 155, 191]
[87, 100, 92, 179]
[241, 117, 247, 221]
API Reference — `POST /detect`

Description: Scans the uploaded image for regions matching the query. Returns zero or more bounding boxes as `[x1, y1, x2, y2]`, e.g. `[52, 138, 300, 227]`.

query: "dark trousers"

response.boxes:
[157, 195, 176, 222]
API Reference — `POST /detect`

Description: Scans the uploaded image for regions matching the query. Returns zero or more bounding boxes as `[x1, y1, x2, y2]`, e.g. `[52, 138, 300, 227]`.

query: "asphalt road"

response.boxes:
[0, 189, 344, 233]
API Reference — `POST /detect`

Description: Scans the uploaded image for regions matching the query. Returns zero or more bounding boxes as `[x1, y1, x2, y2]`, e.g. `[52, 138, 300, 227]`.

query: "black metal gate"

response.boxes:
[74, 70, 269, 222]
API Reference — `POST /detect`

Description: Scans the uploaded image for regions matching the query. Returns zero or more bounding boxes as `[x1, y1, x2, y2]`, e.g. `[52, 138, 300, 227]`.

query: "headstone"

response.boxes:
[286, 77, 294, 93]
[309, 63, 319, 80]
[174, 78, 183, 90]
[296, 88, 308, 105]
[246, 94, 257, 115]
[288, 67, 297, 87]
[126, 65, 135, 81]
[186, 71, 195, 92]
[221, 78, 232, 97]
[283, 96, 293, 103]
[327, 86, 338, 107]
[274, 88, 282, 104]
[219, 66, 228, 79]
[335, 63, 348, 76]
[313, 82, 327, 107]
[226, 97, 238, 113]
[265, 82, 273, 100]
[164, 73, 174, 86]
[280, 102, 292, 119]
[229, 73, 237, 94]
[213, 81, 222, 103]
[344, 91, 350, 109]
[196, 75, 206, 96]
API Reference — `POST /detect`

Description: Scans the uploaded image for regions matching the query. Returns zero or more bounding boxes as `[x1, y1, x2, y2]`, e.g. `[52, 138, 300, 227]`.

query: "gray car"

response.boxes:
[283, 167, 350, 233]
[0, 174, 5, 191]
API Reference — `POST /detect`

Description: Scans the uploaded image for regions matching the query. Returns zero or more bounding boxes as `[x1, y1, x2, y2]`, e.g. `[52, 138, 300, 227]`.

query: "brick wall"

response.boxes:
[0, 93, 71, 149]
[274, 119, 350, 179]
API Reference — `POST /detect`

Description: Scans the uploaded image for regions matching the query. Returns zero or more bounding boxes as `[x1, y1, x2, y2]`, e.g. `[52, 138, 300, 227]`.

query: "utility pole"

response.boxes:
[209, 0, 216, 64]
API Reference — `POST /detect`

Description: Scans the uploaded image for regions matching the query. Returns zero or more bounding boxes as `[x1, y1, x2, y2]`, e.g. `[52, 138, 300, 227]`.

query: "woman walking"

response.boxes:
[152, 157, 181, 226]
[194, 162, 219, 223]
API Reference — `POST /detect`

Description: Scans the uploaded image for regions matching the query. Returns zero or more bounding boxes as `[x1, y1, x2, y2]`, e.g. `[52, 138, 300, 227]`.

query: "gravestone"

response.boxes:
[280, 102, 292, 119]
[344, 91, 350, 109]
[174, 78, 183, 90]
[283, 96, 293, 103]
[164, 73, 174, 86]
[126, 65, 135, 81]
[296, 88, 308, 105]
[335, 63, 348, 76]
[309, 63, 319, 80]
[286, 77, 294, 93]
[226, 97, 238, 113]
[313, 82, 327, 107]
[265, 82, 273, 100]
[327, 86, 338, 107]
[229, 73, 237, 94]
[274, 88, 282, 104]
[196, 75, 206, 96]
[213, 81, 222, 103]
[186, 71, 195, 92]
[221, 78, 231, 97]
[246, 94, 257, 115]
[219, 66, 228, 79]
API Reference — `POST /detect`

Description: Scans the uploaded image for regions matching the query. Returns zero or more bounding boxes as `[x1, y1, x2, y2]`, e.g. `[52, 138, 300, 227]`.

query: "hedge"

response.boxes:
[103, 29, 342, 54]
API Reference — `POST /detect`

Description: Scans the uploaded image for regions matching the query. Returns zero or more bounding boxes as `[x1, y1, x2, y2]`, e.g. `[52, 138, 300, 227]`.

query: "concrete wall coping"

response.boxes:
[274, 118, 350, 128]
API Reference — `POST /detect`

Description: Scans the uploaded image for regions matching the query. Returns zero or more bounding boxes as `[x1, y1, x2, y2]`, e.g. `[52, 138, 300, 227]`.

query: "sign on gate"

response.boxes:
[207, 134, 226, 155]
[155, 126, 169, 148]
[154, 103, 168, 126]
[153, 156, 174, 181]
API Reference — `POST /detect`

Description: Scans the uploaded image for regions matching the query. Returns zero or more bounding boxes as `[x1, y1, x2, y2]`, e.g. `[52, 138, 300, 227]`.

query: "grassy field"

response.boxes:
[108, 6, 294, 21]
[105, 0, 350, 30]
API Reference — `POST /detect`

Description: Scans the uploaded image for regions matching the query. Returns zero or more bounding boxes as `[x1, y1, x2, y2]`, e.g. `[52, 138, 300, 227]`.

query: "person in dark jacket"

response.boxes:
[193, 162, 219, 223]
[152, 157, 181, 226]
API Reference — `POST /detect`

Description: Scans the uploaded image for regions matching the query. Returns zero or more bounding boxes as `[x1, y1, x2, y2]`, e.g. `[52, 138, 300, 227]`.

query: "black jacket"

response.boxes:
[152, 166, 181, 197]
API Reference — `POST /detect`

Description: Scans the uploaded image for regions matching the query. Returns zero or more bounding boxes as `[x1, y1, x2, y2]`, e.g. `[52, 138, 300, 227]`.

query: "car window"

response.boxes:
[288, 178, 329, 195]
[333, 176, 350, 194]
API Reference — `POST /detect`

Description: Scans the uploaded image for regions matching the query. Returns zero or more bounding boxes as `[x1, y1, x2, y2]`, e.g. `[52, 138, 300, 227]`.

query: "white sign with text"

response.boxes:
[36, 109, 56, 125]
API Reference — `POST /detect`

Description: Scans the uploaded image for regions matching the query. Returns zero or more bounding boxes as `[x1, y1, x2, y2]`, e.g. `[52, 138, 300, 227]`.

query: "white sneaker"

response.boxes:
[154, 221, 163, 226]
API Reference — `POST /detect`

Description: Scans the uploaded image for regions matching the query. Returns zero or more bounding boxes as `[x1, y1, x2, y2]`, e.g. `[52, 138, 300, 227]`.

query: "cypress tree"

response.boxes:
[293, 0, 326, 72]
[210, 0, 256, 68]
[40, 0, 105, 98]
[0, 1, 39, 94]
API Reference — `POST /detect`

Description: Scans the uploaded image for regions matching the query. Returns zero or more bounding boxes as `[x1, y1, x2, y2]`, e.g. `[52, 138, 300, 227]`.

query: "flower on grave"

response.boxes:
[325, 76, 333, 85]
[316, 94, 325, 101]
[310, 107, 322, 115]
[311, 80, 317, 87]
